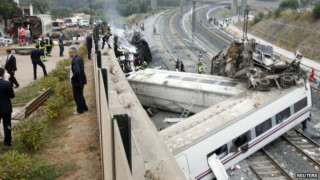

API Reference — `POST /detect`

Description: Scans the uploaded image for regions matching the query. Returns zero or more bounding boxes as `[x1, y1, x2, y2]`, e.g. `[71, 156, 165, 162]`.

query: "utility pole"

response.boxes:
[90, 0, 92, 28]
[180, 0, 184, 15]
[192, 0, 196, 40]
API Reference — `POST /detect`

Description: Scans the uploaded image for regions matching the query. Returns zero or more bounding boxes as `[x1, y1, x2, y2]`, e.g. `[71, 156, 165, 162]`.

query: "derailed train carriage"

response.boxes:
[211, 39, 306, 91]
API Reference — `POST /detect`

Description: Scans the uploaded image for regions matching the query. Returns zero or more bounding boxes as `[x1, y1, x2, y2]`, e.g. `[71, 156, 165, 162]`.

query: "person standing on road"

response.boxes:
[25, 28, 31, 45]
[36, 35, 46, 61]
[58, 34, 64, 57]
[309, 67, 317, 82]
[0, 67, 15, 146]
[86, 32, 93, 60]
[19, 26, 26, 46]
[5, 49, 19, 88]
[44, 33, 53, 56]
[30, 45, 48, 80]
[69, 47, 88, 115]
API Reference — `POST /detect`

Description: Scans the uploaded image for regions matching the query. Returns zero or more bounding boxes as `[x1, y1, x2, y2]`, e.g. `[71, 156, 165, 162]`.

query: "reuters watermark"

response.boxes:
[296, 173, 318, 178]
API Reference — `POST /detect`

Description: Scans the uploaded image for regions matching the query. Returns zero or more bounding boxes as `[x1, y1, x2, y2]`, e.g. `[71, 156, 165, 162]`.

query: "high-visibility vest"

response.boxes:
[198, 66, 204, 73]
[37, 39, 45, 49]
[44, 37, 51, 46]
[20, 28, 25, 36]
[143, 61, 147, 67]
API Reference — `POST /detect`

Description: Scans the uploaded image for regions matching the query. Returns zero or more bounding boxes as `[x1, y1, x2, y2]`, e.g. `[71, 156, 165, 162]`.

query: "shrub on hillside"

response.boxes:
[56, 81, 73, 102]
[56, 59, 71, 68]
[313, 3, 320, 19]
[45, 96, 65, 119]
[12, 118, 47, 151]
[39, 77, 59, 90]
[279, 0, 299, 10]
[0, 151, 32, 179]
[274, 8, 281, 18]
[51, 66, 69, 82]
[77, 44, 88, 59]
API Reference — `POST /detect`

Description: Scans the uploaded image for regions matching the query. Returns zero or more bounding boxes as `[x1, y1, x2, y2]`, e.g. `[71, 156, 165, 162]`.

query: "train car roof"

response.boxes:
[127, 69, 247, 96]
[159, 86, 295, 153]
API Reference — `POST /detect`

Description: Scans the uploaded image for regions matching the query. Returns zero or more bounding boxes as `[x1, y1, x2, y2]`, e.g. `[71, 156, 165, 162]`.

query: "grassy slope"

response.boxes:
[248, 10, 320, 61]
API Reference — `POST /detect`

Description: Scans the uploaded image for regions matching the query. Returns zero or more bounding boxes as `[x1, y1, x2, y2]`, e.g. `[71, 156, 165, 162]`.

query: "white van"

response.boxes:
[79, 20, 90, 28]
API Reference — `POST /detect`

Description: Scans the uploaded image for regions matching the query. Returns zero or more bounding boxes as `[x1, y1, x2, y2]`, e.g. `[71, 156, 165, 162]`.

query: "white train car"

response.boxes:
[160, 82, 312, 179]
[128, 69, 247, 114]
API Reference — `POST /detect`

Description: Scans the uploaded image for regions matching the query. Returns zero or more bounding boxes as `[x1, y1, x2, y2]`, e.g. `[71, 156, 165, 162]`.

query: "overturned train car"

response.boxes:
[211, 39, 306, 91]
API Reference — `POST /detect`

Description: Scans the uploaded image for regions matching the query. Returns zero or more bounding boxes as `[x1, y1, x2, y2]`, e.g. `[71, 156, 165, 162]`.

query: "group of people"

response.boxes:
[0, 44, 88, 147]
[18, 25, 31, 46]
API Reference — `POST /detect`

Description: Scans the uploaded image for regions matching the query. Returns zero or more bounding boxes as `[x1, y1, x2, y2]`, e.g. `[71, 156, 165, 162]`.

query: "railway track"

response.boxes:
[248, 149, 293, 180]
[169, 9, 199, 64]
[283, 128, 320, 168]
[195, 7, 232, 46]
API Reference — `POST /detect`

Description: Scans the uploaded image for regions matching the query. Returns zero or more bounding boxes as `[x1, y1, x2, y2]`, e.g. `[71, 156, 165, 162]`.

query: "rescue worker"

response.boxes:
[142, 60, 147, 67]
[175, 59, 185, 72]
[198, 62, 204, 74]
[19, 26, 26, 46]
[102, 32, 111, 49]
[37, 35, 46, 61]
[309, 67, 316, 82]
[44, 33, 53, 56]
[124, 51, 131, 72]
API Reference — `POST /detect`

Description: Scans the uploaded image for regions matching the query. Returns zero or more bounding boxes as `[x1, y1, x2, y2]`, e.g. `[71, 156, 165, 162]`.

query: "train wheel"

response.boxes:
[259, 78, 270, 90]
[281, 75, 294, 88]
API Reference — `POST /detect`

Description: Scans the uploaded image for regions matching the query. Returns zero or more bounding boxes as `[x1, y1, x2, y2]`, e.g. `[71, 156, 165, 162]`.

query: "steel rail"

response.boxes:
[248, 149, 294, 180]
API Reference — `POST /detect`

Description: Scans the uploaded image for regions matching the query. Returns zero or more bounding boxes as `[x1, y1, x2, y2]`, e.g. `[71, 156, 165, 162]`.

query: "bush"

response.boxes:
[56, 59, 71, 68]
[258, 12, 264, 19]
[279, 0, 299, 10]
[0, 151, 32, 180]
[39, 77, 59, 90]
[313, 3, 320, 19]
[77, 44, 88, 59]
[274, 8, 281, 18]
[12, 118, 47, 151]
[45, 96, 65, 119]
[56, 81, 73, 102]
[51, 66, 70, 82]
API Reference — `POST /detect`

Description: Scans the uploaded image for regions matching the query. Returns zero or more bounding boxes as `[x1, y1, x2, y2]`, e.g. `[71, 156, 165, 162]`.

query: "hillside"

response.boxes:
[248, 10, 320, 61]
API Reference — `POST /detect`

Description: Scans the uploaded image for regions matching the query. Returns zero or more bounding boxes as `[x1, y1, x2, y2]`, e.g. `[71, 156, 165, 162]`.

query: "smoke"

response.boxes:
[102, 0, 123, 22]
[112, 27, 137, 54]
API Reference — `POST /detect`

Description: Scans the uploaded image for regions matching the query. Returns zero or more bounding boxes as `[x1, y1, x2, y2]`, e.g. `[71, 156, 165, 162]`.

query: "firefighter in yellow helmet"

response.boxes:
[37, 35, 46, 61]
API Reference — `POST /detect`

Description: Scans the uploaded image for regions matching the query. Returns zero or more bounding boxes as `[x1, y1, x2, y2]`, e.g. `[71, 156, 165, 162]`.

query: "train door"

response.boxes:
[175, 154, 190, 174]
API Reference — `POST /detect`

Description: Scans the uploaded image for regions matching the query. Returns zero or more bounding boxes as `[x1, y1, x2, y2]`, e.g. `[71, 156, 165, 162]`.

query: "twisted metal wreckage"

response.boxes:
[211, 39, 306, 91]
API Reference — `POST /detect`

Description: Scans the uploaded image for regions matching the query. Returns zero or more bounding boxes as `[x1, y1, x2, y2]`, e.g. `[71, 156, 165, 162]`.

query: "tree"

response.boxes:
[50, 7, 72, 19]
[313, 3, 320, 19]
[31, 0, 50, 14]
[0, 0, 21, 30]
[279, 0, 299, 10]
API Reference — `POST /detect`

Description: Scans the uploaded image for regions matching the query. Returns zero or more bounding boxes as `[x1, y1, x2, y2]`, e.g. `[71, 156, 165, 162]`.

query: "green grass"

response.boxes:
[28, 158, 76, 180]
[12, 81, 42, 104]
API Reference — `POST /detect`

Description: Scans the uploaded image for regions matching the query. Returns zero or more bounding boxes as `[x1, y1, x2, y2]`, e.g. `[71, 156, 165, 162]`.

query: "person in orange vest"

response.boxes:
[19, 26, 26, 46]
[309, 67, 317, 82]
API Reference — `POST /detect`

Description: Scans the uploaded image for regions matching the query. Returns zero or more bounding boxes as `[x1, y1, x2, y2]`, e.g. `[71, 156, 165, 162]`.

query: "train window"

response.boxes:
[276, 107, 291, 124]
[255, 118, 272, 137]
[294, 97, 307, 113]
[207, 144, 228, 159]
[232, 131, 251, 149]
